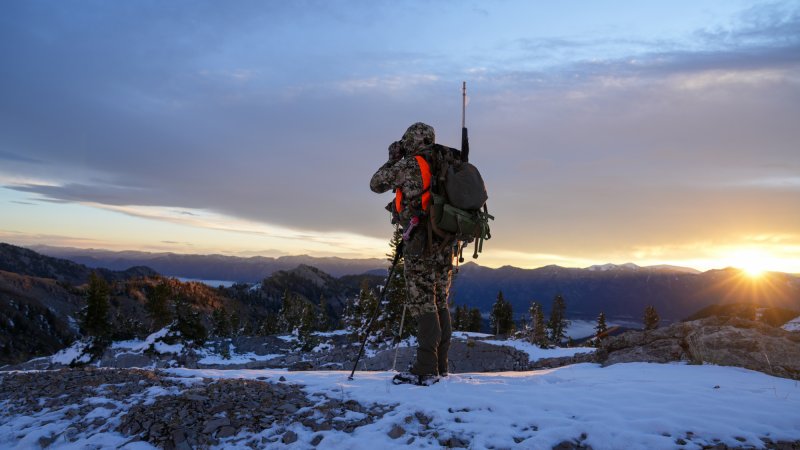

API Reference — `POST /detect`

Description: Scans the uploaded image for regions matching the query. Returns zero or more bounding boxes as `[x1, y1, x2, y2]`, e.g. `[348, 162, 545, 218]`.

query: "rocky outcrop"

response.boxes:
[597, 317, 800, 380]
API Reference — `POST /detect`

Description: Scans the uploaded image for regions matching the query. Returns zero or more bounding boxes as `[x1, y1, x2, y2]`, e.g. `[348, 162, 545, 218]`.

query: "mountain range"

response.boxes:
[22, 243, 800, 322]
[31, 245, 386, 281]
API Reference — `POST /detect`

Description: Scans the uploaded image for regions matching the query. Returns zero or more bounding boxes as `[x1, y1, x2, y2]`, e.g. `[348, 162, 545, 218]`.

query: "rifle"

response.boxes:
[461, 81, 469, 163]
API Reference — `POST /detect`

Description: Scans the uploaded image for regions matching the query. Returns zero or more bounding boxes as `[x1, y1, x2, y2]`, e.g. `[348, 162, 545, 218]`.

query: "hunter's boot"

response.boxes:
[437, 307, 452, 376]
[412, 311, 442, 380]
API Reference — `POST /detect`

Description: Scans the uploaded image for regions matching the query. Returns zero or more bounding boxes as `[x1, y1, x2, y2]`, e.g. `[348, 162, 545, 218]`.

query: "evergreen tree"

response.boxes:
[490, 291, 514, 335]
[258, 311, 279, 336]
[344, 280, 379, 343]
[211, 307, 231, 338]
[82, 272, 111, 339]
[172, 295, 207, 345]
[298, 304, 318, 351]
[229, 311, 241, 337]
[146, 280, 172, 330]
[468, 308, 483, 332]
[547, 294, 569, 345]
[594, 312, 608, 345]
[278, 289, 304, 333]
[529, 301, 548, 347]
[376, 228, 414, 343]
[643, 305, 660, 331]
[316, 294, 329, 332]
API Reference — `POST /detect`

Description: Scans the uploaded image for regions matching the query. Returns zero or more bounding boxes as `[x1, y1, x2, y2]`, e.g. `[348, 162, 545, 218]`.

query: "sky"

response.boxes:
[1, 0, 799, 273]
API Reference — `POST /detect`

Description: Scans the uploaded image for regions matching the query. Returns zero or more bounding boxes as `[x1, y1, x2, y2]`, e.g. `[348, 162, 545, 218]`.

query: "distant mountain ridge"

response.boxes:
[31, 245, 386, 282]
[452, 263, 800, 322]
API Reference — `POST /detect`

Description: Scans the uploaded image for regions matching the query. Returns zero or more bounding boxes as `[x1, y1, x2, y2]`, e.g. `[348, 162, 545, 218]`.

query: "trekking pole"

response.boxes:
[461, 81, 469, 163]
[391, 303, 408, 372]
[348, 242, 404, 380]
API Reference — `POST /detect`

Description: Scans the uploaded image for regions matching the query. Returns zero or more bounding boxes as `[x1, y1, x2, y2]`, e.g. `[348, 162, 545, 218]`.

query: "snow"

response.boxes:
[163, 363, 800, 449]
[783, 315, 800, 332]
[314, 329, 350, 337]
[196, 344, 281, 365]
[451, 331, 493, 339]
[51, 340, 92, 365]
[248, 282, 262, 292]
[482, 339, 594, 362]
[112, 326, 185, 355]
[3, 362, 799, 449]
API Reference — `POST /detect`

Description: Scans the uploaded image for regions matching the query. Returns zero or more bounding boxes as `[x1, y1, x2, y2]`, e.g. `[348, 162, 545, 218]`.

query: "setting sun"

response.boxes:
[723, 248, 776, 278]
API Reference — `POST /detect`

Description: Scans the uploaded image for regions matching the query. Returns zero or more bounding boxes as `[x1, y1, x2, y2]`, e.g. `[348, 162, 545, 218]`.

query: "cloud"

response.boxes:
[0, 1, 798, 265]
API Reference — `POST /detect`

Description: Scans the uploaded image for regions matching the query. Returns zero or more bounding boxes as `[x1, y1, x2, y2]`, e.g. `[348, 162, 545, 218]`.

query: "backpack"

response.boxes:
[421, 144, 494, 259]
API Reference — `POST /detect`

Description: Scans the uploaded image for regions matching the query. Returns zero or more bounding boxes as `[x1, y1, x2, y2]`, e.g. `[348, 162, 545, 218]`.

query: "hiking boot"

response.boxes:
[392, 371, 440, 386]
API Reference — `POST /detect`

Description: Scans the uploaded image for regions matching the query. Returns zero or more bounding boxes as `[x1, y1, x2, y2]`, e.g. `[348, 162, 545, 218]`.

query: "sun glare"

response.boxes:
[724, 249, 774, 278]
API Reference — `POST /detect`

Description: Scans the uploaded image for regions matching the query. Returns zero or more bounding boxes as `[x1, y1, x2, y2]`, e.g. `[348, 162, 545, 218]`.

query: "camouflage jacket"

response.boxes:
[370, 152, 428, 227]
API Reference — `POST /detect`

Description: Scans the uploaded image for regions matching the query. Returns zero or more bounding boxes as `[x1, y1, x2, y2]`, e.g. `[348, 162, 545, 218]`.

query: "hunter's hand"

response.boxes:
[388, 140, 403, 163]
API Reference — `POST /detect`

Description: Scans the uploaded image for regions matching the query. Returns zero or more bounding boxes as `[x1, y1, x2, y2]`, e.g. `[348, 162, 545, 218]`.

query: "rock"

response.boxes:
[282, 431, 298, 444]
[599, 317, 800, 380]
[38, 435, 55, 448]
[278, 403, 299, 414]
[202, 417, 231, 434]
[311, 434, 324, 446]
[279, 376, 287, 382]
[217, 426, 236, 438]
[440, 436, 470, 448]
[388, 425, 406, 439]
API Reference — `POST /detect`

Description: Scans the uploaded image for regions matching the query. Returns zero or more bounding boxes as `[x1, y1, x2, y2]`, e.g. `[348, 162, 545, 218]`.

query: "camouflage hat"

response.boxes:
[401, 122, 435, 153]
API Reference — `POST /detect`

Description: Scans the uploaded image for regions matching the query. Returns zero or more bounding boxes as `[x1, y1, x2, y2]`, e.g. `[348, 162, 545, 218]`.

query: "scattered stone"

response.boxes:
[311, 434, 324, 446]
[279, 376, 287, 382]
[202, 417, 231, 433]
[388, 425, 406, 439]
[282, 430, 298, 444]
[217, 426, 236, 438]
[676, 438, 688, 445]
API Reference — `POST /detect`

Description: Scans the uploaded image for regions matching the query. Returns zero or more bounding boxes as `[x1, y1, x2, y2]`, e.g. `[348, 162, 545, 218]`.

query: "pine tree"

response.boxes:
[278, 289, 304, 333]
[211, 307, 231, 338]
[594, 312, 608, 345]
[172, 295, 208, 345]
[146, 280, 172, 330]
[345, 280, 379, 343]
[643, 305, 660, 331]
[376, 228, 414, 343]
[529, 301, 548, 347]
[82, 272, 111, 339]
[490, 291, 514, 335]
[229, 311, 241, 337]
[316, 294, 329, 332]
[468, 308, 483, 332]
[452, 304, 462, 331]
[298, 305, 318, 351]
[258, 311, 279, 336]
[547, 294, 569, 345]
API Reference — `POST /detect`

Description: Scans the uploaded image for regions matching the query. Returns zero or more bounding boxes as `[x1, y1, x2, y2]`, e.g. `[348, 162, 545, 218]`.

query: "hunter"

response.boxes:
[370, 122, 455, 386]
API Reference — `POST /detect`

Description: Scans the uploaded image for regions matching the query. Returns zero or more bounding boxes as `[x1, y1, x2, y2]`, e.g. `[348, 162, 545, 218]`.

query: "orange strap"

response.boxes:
[395, 155, 432, 213]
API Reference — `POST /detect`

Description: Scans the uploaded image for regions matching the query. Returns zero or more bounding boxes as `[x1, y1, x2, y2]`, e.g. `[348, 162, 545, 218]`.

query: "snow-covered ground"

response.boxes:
[160, 363, 798, 449]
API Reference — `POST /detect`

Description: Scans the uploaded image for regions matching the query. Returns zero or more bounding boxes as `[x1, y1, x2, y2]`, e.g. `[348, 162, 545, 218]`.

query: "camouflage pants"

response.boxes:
[404, 248, 453, 317]
[404, 241, 454, 376]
